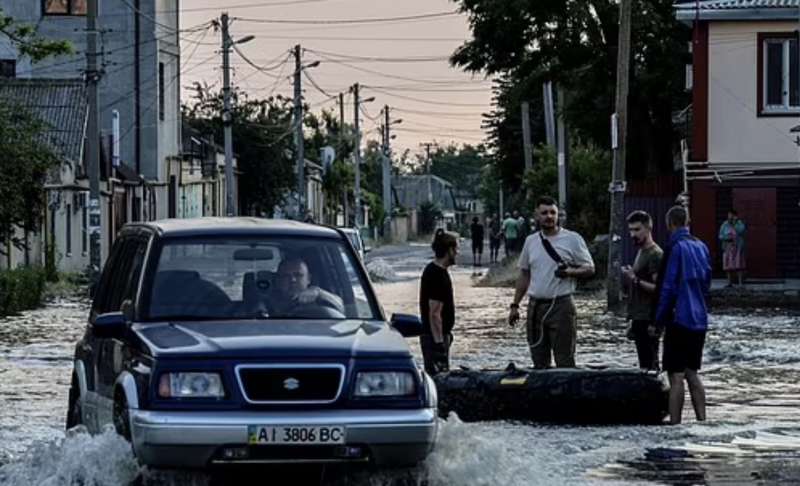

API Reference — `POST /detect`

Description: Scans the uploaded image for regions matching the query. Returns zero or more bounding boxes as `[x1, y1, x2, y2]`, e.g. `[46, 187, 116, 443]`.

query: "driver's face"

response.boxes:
[277, 261, 310, 295]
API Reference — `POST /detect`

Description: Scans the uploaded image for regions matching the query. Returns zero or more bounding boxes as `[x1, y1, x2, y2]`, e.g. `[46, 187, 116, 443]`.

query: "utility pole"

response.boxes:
[607, 0, 633, 312]
[521, 101, 533, 171]
[421, 142, 435, 203]
[86, 0, 102, 276]
[556, 87, 569, 221]
[382, 105, 393, 239]
[293, 44, 305, 220]
[221, 13, 236, 217]
[339, 92, 347, 225]
[543, 81, 556, 149]
[352, 83, 363, 227]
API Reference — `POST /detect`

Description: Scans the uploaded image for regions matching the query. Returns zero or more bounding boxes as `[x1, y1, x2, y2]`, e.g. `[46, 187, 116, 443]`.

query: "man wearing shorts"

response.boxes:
[655, 206, 712, 425]
[470, 216, 485, 267]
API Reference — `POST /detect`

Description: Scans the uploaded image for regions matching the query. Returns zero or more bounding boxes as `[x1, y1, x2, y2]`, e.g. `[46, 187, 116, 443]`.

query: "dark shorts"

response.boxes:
[663, 325, 706, 373]
[419, 333, 453, 375]
[472, 241, 483, 254]
[490, 237, 501, 250]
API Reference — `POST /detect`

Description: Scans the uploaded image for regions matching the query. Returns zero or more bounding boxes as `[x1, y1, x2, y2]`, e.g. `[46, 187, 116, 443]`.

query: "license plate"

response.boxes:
[247, 425, 345, 445]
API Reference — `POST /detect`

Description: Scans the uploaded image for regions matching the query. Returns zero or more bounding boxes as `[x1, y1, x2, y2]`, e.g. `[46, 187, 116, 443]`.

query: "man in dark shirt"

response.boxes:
[419, 229, 459, 375]
[622, 211, 663, 370]
[470, 216, 485, 267]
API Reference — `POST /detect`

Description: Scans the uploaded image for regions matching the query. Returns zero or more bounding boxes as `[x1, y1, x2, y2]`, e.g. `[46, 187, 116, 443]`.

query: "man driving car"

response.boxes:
[269, 257, 344, 316]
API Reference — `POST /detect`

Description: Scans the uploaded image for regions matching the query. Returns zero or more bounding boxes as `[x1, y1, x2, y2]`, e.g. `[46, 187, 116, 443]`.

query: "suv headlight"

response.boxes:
[354, 371, 416, 397]
[158, 372, 225, 398]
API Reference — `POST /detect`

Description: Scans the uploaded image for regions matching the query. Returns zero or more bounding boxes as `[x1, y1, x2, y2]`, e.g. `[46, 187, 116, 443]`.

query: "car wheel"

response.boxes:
[113, 393, 132, 442]
[65, 374, 82, 430]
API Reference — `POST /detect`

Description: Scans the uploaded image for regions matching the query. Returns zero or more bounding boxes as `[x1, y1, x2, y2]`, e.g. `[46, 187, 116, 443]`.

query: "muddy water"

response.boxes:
[1, 245, 799, 485]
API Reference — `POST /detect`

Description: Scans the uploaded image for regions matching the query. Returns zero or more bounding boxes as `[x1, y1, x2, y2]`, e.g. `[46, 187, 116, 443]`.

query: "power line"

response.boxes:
[231, 43, 282, 79]
[233, 10, 459, 25]
[307, 51, 483, 85]
[300, 49, 452, 63]
[227, 34, 467, 43]
[303, 69, 335, 98]
[366, 86, 490, 108]
[393, 107, 486, 118]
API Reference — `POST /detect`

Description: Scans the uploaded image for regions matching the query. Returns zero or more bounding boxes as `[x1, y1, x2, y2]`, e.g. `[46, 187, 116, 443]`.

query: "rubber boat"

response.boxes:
[433, 363, 669, 425]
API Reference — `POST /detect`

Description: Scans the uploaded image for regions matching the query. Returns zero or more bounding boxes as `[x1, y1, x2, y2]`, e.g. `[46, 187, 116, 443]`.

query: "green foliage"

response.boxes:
[0, 10, 72, 62]
[183, 85, 297, 215]
[428, 143, 487, 198]
[522, 143, 611, 239]
[452, 0, 690, 191]
[419, 201, 442, 234]
[0, 101, 62, 256]
[0, 266, 47, 316]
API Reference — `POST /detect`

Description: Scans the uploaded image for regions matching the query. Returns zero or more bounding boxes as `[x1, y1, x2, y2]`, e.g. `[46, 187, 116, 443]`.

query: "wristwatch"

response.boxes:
[510, 303, 519, 309]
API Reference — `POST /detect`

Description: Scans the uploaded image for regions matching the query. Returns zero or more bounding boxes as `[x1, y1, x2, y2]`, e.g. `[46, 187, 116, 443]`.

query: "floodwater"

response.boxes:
[1, 243, 799, 485]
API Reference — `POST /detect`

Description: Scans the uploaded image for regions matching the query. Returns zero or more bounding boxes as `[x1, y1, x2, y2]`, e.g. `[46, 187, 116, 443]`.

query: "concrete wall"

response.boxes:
[708, 21, 800, 164]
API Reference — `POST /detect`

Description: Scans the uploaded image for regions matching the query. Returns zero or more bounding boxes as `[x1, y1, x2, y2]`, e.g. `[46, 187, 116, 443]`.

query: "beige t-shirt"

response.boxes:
[517, 228, 594, 299]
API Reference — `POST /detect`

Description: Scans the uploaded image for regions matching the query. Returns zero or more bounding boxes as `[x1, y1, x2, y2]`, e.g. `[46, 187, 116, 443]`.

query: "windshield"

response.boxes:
[144, 236, 380, 321]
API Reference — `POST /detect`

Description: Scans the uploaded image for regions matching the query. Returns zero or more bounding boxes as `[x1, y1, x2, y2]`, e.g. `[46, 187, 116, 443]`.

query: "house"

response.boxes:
[180, 125, 238, 218]
[0, 79, 91, 272]
[675, 0, 800, 279]
[0, 0, 183, 265]
[393, 175, 458, 230]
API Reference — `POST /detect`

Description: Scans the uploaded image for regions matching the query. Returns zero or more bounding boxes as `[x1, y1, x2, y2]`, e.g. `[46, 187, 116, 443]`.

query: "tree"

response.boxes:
[0, 10, 72, 259]
[451, 0, 690, 190]
[0, 102, 61, 256]
[183, 85, 297, 216]
[0, 9, 72, 61]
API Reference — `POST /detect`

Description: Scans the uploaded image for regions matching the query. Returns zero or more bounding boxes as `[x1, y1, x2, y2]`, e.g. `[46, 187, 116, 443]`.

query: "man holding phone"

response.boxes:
[508, 196, 595, 368]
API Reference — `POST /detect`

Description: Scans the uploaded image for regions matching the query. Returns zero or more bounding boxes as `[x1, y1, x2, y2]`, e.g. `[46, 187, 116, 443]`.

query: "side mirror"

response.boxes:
[391, 313, 423, 338]
[92, 312, 128, 339]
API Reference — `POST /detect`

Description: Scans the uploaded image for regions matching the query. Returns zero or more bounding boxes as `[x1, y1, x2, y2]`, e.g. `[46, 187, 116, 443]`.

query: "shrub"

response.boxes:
[0, 266, 47, 316]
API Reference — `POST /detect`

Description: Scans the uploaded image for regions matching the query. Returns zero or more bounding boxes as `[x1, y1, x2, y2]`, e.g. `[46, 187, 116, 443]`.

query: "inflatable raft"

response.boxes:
[433, 364, 669, 425]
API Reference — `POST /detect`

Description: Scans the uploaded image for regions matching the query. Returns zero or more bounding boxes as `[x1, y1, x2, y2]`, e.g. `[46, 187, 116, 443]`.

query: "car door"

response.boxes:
[93, 236, 149, 426]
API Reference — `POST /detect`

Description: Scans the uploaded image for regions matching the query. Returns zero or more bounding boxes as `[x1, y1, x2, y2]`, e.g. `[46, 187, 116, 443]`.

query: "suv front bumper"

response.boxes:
[130, 408, 437, 468]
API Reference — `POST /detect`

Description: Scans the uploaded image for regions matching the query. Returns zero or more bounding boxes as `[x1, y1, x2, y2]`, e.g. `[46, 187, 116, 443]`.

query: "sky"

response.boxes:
[178, 0, 494, 156]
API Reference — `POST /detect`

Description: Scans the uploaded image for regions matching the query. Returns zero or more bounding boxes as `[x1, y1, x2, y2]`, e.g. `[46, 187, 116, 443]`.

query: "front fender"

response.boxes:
[114, 371, 140, 409]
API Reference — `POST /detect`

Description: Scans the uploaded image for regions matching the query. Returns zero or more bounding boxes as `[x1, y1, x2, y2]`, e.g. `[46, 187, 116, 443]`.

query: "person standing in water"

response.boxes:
[419, 229, 459, 375]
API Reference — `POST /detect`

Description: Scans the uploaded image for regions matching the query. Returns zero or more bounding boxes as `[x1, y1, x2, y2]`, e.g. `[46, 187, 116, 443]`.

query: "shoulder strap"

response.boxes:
[538, 231, 566, 266]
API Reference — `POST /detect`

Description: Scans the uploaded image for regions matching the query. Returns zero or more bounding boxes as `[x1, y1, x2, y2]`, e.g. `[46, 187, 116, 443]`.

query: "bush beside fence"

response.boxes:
[0, 266, 47, 317]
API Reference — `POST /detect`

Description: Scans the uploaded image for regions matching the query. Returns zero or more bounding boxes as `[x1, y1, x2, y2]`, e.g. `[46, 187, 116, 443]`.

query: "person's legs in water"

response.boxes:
[526, 301, 552, 369]
[685, 369, 706, 421]
[552, 298, 577, 368]
[668, 371, 686, 424]
[737, 270, 745, 287]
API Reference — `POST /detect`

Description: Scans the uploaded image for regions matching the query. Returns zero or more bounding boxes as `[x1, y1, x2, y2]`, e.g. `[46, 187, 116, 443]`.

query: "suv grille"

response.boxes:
[236, 365, 344, 403]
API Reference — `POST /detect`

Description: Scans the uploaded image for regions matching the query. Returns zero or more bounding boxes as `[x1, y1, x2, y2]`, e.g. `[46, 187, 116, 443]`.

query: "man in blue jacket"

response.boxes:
[655, 205, 712, 425]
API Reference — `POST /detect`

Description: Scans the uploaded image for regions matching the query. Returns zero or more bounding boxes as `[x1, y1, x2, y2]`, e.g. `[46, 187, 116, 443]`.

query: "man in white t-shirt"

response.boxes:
[508, 196, 595, 368]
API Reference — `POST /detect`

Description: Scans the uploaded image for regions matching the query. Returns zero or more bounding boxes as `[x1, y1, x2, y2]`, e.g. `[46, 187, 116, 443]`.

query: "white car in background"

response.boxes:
[339, 227, 370, 261]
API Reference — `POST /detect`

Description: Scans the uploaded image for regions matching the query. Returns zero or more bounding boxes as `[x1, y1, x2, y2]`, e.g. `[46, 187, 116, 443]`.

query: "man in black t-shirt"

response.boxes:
[419, 229, 459, 375]
[470, 216, 484, 267]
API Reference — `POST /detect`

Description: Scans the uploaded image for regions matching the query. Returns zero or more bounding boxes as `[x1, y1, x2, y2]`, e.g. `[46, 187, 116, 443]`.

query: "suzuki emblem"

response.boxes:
[283, 377, 300, 390]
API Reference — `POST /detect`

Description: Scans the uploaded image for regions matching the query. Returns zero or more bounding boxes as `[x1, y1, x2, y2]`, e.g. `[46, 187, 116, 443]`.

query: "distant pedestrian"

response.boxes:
[419, 229, 459, 375]
[655, 205, 712, 425]
[303, 211, 316, 224]
[621, 210, 663, 371]
[502, 212, 519, 258]
[489, 215, 502, 264]
[508, 196, 595, 368]
[718, 210, 746, 287]
[470, 216, 485, 267]
[518, 212, 531, 241]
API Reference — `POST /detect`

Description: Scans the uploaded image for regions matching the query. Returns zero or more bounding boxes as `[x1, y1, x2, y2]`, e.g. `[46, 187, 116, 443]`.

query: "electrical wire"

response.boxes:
[303, 69, 335, 98]
[231, 43, 282, 79]
[233, 10, 459, 25]
[366, 86, 489, 108]
[300, 49, 452, 63]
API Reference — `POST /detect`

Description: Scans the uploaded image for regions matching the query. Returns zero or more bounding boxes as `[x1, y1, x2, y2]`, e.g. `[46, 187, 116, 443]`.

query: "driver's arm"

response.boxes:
[315, 287, 344, 310]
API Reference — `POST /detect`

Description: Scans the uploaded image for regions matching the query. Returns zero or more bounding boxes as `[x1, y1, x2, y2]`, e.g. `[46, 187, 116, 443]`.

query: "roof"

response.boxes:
[393, 175, 457, 210]
[675, 0, 800, 21]
[129, 217, 343, 239]
[0, 79, 88, 164]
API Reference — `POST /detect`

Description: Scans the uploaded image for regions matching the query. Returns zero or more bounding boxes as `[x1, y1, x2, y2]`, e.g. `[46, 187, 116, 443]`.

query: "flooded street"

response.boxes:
[1, 243, 799, 485]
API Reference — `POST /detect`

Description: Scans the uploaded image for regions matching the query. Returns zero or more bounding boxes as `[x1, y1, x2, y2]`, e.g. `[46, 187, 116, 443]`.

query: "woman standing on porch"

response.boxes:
[719, 209, 746, 287]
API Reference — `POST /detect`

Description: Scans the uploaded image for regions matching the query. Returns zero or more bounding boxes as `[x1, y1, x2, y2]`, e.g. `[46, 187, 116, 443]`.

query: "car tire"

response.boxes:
[65, 373, 82, 430]
[113, 393, 132, 442]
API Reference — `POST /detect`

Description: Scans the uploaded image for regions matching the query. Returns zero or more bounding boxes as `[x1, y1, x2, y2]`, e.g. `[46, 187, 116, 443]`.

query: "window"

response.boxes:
[43, 0, 86, 15]
[0, 60, 15, 78]
[158, 62, 165, 121]
[760, 35, 800, 114]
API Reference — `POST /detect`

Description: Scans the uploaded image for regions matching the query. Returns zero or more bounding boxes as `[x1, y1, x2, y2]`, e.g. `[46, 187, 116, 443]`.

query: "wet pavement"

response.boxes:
[1, 242, 799, 485]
